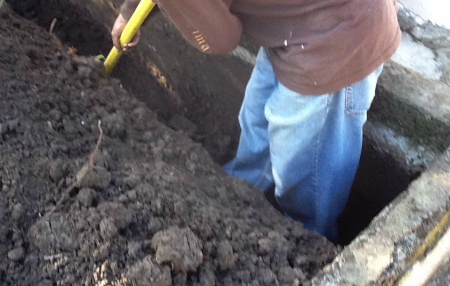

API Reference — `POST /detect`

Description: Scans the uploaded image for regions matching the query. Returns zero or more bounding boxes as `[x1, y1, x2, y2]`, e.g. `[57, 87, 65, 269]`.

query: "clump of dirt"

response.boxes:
[0, 5, 338, 286]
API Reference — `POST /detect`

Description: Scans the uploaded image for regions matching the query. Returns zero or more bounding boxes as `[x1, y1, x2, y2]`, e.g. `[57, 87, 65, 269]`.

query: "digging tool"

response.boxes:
[104, 0, 156, 76]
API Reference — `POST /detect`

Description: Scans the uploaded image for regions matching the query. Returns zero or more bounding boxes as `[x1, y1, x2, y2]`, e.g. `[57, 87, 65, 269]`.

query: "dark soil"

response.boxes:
[0, 5, 337, 286]
[6, 0, 242, 165]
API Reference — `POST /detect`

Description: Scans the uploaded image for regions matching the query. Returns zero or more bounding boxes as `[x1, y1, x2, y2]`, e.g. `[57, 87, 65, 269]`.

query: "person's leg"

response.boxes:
[266, 65, 383, 240]
[223, 48, 276, 191]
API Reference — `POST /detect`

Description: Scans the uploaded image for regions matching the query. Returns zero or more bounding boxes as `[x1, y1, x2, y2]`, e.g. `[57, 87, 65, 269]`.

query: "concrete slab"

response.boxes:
[371, 61, 450, 170]
[391, 33, 442, 80]
[310, 148, 450, 285]
[396, 7, 450, 86]
[398, 0, 450, 29]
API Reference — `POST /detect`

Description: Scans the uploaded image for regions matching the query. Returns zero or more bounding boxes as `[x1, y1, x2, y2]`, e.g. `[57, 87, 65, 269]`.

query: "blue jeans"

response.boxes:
[224, 48, 383, 240]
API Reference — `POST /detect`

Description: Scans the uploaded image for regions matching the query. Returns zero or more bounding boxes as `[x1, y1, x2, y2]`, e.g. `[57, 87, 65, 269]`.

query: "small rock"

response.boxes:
[77, 66, 92, 79]
[77, 188, 97, 207]
[76, 165, 111, 191]
[93, 243, 110, 262]
[7, 247, 25, 262]
[293, 255, 308, 268]
[151, 227, 203, 272]
[99, 218, 118, 240]
[29, 219, 55, 251]
[102, 113, 127, 140]
[258, 231, 289, 255]
[151, 198, 165, 216]
[11, 203, 25, 221]
[6, 119, 19, 132]
[217, 241, 235, 270]
[173, 200, 188, 217]
[127, 255, 172, 286]
[126, 189, 138, 200]
[200, 266, 216, 286]
[118, 194, 127, 202]
[277, 266, 297, 284]
[258, 268, 277, 285]
[123, 174, 140, 189]
[147, 219, 163, 234]
[127, 241, 142, 257]
[97, 202, 133, 230]
[48, 160, 66, 183]
[29, 215, 74, 251]
[132, 106, 158, 131]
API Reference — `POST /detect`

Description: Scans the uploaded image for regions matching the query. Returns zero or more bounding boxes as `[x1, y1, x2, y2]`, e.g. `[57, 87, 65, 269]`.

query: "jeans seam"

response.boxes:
[345, 86, 352, 115]
[313, 97, 327, 229]
[345, 85, 367, 116]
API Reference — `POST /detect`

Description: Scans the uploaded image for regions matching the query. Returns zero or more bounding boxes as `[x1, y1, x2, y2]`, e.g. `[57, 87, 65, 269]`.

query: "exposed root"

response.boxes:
[50, 120, 103, 213]
[88, 120, 103, 168]
[49, 18, 57, 34]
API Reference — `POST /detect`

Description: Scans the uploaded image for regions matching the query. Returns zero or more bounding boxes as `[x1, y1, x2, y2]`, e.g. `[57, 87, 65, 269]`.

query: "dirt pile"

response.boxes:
[0, 5, 337, 286]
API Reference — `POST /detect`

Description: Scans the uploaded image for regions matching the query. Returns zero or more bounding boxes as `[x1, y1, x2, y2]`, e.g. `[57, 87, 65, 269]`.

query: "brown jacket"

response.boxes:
[121, 0, 401, 95]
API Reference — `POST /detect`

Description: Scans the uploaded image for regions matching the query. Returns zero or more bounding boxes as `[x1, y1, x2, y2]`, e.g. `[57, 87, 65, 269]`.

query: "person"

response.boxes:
[112, 0, 401, 240]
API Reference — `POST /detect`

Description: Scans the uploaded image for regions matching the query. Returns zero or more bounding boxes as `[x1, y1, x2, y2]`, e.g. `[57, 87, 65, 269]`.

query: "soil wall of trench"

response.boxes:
[0, 3, 339, 286]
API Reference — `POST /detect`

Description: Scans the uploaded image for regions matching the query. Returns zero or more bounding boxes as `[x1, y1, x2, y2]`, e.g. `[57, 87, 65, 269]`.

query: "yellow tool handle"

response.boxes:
[104, 0, 156, 76]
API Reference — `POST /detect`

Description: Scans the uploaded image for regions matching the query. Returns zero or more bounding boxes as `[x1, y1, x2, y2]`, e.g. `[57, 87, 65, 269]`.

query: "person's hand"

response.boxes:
[111, 13, 141, 52]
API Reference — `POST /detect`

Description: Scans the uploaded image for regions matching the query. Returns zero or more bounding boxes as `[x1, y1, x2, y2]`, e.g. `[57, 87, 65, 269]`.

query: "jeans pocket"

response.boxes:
[345, 86, 372, 116]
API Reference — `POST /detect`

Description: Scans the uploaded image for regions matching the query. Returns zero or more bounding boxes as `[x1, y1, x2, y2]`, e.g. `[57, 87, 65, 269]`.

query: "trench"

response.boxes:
[7, 0, 422, 246]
